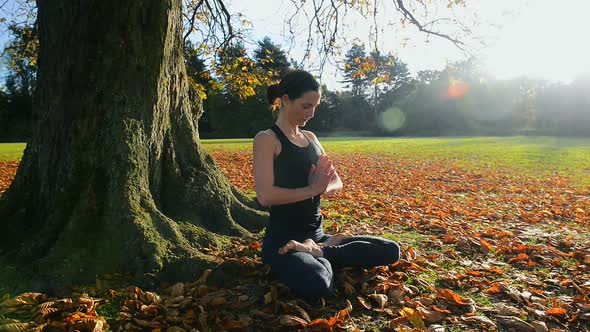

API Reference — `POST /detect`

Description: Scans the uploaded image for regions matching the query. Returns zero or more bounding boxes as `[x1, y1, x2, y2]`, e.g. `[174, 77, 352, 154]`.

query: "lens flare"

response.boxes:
[379, 107, 406, 132]
[446, 79, 469, 99]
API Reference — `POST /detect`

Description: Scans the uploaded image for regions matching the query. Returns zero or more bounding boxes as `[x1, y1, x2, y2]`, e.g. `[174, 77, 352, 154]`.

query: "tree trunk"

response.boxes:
[0, 0, 265, 291]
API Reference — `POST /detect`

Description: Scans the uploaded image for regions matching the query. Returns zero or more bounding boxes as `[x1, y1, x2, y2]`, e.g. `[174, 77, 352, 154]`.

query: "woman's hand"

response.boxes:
[308, 154, 335, 195]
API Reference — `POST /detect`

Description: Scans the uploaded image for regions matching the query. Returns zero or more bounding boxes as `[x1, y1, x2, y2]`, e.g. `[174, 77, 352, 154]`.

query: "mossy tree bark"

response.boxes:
[0, 0, 265, 290]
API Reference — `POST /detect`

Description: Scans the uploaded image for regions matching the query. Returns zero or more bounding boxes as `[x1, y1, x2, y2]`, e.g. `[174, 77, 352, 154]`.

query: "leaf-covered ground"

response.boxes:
[1, 141, 590, 331]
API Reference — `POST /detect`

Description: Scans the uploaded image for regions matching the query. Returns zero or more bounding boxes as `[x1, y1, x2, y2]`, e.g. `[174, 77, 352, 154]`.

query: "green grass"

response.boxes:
[382, 231, 425, 248]
[471, 293, 494, 307]
[3, 136, 590, 185]
[0, 143, 26, 161]
[204, 136, 590, 187]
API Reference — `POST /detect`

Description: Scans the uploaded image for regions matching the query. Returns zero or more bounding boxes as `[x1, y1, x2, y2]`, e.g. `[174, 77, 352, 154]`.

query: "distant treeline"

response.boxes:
[1, 24, 589, 141]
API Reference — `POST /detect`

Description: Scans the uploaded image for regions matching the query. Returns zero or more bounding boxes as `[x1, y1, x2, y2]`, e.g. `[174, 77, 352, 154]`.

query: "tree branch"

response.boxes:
[183, 0, 205, 44]
[393, 0, 466, 51]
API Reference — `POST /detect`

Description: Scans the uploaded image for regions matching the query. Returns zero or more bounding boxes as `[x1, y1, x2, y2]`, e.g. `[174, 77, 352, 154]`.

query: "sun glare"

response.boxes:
[379, 107, 406, 132]
[483, 0, 590, 82]
[446, 80, 469, 99]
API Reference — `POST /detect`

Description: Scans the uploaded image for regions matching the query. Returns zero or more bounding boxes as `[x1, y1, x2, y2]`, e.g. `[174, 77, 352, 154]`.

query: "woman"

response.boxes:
[253, 70, 400, 301]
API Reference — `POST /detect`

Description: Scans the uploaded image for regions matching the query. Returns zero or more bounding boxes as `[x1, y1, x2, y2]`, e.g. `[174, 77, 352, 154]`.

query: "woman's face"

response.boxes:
[282, 90, 321, 127]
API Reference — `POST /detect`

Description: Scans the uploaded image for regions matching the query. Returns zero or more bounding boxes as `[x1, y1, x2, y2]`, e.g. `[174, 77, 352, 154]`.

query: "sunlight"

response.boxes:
[482, 0, 590, 82]
[379, 107, 406, 132]
[446, 80, 469, 99]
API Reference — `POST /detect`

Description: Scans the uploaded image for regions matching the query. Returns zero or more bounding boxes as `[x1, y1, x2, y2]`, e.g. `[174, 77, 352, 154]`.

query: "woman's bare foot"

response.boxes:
[319, 233, 351, 247]
[278, 239, 323, 257]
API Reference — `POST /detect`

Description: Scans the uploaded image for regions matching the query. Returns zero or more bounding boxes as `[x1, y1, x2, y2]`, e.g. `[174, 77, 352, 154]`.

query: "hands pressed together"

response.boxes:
[308, 154, 336, 195]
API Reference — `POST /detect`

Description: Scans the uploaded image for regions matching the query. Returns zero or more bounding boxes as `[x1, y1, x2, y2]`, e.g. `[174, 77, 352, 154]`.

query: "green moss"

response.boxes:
[381, 231, 425, 248]
[241, 189, 257, 200]
[96, 291, 128, 325]
[0, 263, 22, 299]
[471, 293, 494, 307]
[177, 222, 231, 249]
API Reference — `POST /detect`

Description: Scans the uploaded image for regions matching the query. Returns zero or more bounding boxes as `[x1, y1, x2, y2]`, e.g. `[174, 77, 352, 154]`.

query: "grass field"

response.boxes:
[1, 136, 589, 331]
[6, 135, 590, 168]
[0, 143, 26, 162]
[203, 136, 590, 187]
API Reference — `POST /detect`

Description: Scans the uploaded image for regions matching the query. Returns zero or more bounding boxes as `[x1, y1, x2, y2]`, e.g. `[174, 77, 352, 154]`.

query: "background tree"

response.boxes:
[536, 76, 590, 136]
[0, 23, 38, 141]
[254, 37, 290, 77]
[184, 40, 218, 134]
[400, 62, 478, 136]
[204, 38, 290, 137]
[341, 44, 415, 133]
[342, 44, 370, 98]
[373, 54, 414, 106]
[304, 85, 342, 133]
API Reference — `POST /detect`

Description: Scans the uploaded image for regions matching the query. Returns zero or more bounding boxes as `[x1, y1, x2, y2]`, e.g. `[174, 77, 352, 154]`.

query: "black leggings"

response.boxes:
[263, 235, 400, 301]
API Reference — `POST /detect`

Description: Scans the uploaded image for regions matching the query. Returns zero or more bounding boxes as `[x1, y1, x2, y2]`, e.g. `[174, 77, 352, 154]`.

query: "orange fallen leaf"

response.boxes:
[560, 279, 573, 286]
[466, 270, 484, 277]
[435, 288, 473, 305]
[485, 283, 502, 294]
[480, 239, 493, 251]
[546, 307, 567, 316]
[487, 267, 504, 275]
[308, 318, 332, 328]
[509, 253, 529, 263]
[431, 305, 452, 314]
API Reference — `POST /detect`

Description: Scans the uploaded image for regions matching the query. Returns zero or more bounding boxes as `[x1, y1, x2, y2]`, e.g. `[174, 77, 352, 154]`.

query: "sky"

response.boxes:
[227, 0, 590, 89]
[0, 1, 589, 89]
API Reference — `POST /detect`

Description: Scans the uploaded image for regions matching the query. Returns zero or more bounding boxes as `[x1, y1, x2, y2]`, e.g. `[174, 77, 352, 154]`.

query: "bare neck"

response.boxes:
[275, 111, 300, 137]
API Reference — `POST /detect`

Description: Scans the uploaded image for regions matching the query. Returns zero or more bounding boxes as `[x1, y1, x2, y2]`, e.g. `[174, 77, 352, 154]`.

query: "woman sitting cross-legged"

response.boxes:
[253, 69, 401, 302]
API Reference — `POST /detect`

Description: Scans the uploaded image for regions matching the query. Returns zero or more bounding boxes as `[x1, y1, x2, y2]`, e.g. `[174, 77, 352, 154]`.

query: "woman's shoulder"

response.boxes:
[254, 129, 281, 152]
[254, 129, 277, 141]
[301, 129, 319, 141]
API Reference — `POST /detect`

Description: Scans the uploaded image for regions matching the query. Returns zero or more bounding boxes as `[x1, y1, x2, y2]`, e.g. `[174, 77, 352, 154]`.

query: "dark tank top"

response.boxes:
[267, 124, 323, 238]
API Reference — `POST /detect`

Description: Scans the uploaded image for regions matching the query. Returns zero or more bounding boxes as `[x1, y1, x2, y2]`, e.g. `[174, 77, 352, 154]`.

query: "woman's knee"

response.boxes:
[287, 260, 333, 301]
[386, 241, 401, 263]
[296, 269, 333, 301]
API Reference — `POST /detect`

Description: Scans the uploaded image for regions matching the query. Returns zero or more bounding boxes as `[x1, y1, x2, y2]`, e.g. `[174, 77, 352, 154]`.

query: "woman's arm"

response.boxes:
[304, 131, 343, 196]
[253, 130, 334, 207]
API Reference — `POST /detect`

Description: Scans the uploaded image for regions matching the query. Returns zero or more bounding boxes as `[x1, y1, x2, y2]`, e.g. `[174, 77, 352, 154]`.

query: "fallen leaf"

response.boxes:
[531, 320, 548, 332]
[496, 315, 535, 332]
[357, 296, 372, 310]
[435, 288, 474, 305]
[209, 297, 226, 306]
[417, 307, 445, 323]
[546, 307, 567, 317]
[368, 294, 388, 308]
[399, 307, 425, 329]
[279, 315, 307, 327]
[461, 314, 496, 328]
